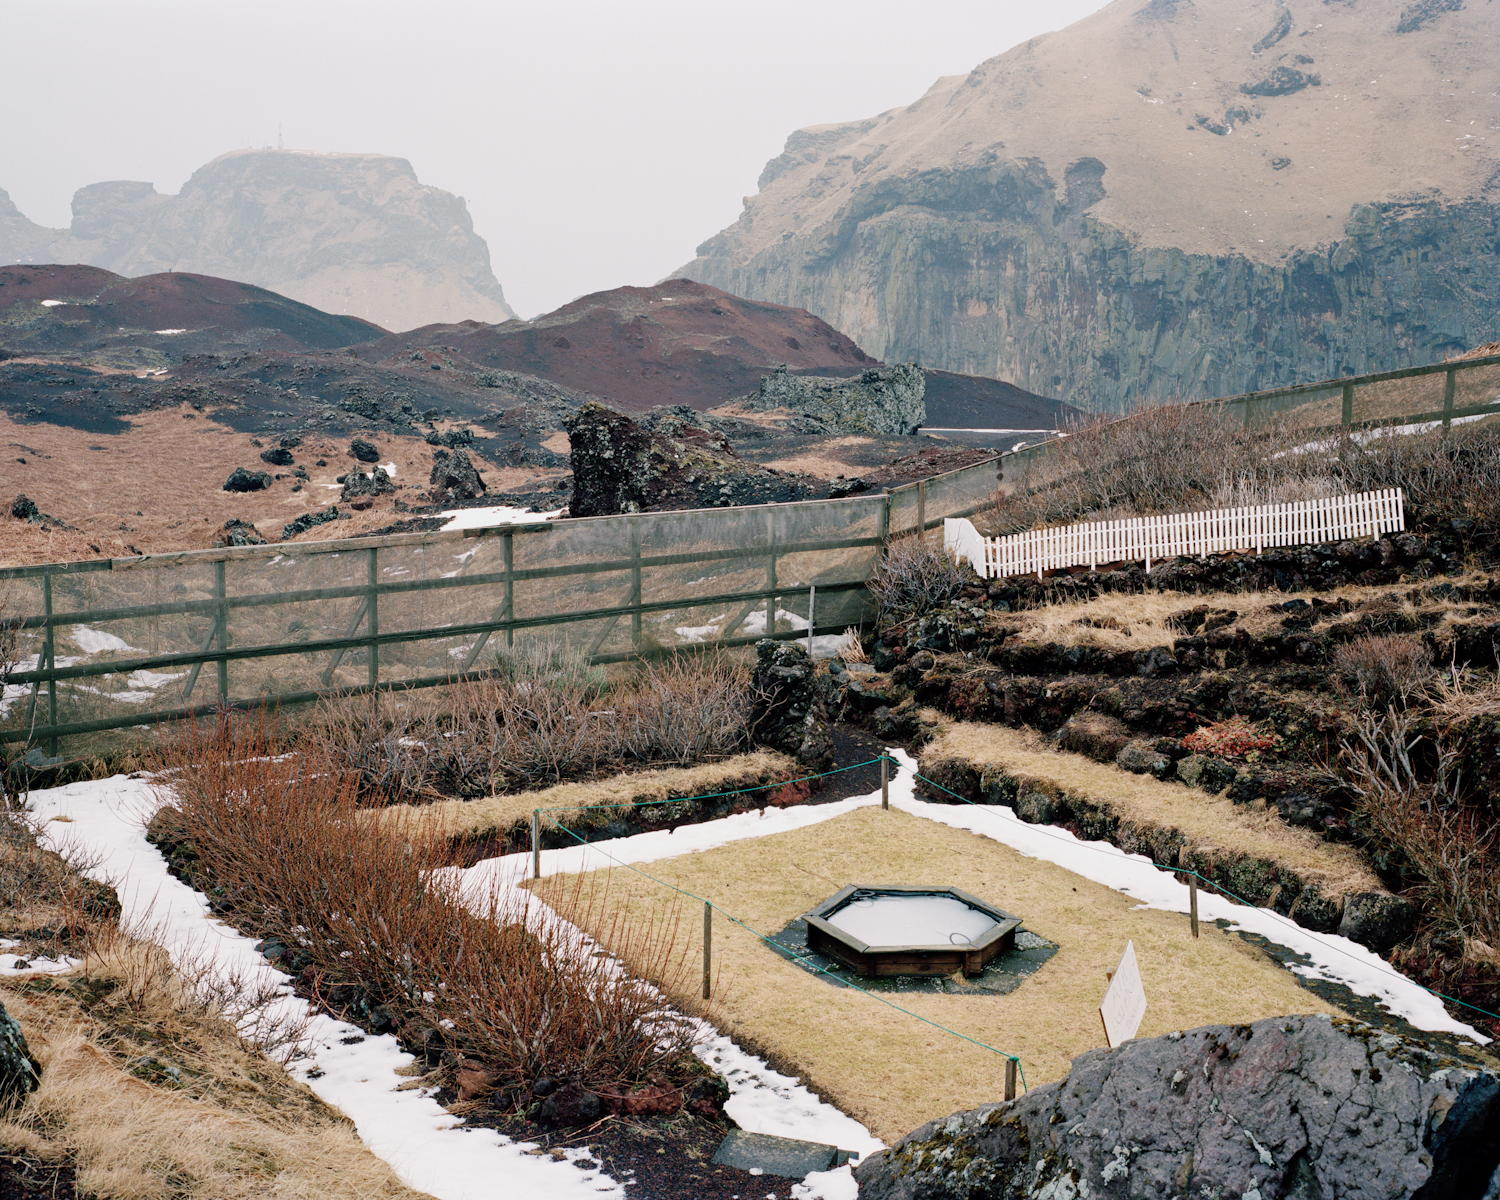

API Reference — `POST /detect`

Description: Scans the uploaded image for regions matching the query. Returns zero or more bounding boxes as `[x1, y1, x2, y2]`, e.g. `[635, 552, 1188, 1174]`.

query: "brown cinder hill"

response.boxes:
[680, 0, 1500, 410]
[0, 264, 386, 355]
[368, 278, 877, 412]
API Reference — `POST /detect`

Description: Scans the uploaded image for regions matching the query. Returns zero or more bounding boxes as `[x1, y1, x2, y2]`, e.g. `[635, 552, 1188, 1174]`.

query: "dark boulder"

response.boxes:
[855, 1015, 1500, 1200]
[281, 506, 347, 541]
[564, 399, 820, 517]
[223, 467, 272, 493]
[0, 1000, 40, 1110]
[341, 466, 396, 509]
[349, 438, 381, 463]
[259, 446, 295, 466]
[428, 448, 487, 503]
[748, 639, 833, 771]
[538, 1081, 603, 1127]
[1338, 891, 1420, 953]
[10, 494, 38, 520]
[215, 518, 266, 547]
[1176, 753, 1237, 794]
[1115, 738, 1174, 780]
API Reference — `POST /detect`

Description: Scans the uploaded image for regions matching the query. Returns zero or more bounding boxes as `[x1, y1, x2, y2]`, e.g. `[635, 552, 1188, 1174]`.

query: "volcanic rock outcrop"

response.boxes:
[742, 362, 925, 435]
[563, 401, 821, 516]
[0, 150, 513, 330]
[680, 0, 1500, 410]
[854, 1014, 1500, 1200]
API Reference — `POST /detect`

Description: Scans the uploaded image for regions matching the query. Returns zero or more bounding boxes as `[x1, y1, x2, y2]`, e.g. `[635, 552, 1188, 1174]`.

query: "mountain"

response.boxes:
[0, 150, 514, 331]
[0, 264, 385, 357]
[678, 0, 1500, 410]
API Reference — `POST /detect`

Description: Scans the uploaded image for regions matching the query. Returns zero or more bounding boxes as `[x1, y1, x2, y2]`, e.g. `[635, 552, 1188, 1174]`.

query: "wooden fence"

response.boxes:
[945, 488, 1406, 580]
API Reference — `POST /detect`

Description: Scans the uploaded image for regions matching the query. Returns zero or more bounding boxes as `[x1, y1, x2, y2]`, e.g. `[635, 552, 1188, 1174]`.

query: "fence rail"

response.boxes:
[945, 488, 1406, 580]
[3, 348, 1498, 761]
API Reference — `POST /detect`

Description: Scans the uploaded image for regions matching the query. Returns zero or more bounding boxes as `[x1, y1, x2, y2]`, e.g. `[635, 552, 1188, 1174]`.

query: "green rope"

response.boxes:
[906, 762, 1500, 1027]
[537, 756, 887, 814]
[546, 818, 1028, 1092]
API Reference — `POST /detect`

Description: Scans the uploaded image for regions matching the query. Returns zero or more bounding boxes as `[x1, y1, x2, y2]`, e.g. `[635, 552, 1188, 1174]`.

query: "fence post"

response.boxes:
[806, 585, 815, 653]
[1188, 873, 1199, 939]
[917, 480, 927, 542]
[531, 809, 541, 881]
[366, 548, 379, 690]
[42, 572, 57, 757]
[629, 518, 643, 653]
[1004, 1056, 1018, 1102]
[1341, 382, 1355, 426]
[702, 901, 712, 1001]
[503, 531, 515, 650]
[881, 755, 889, 810]
[766, 509, 778, 636]
[1442, 369, 1456, 429]
[214, 559, 229, 701]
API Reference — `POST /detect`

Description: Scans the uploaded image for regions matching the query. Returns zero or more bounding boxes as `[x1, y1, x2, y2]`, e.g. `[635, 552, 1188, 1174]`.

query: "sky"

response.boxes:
[2, 0, 1110, 318]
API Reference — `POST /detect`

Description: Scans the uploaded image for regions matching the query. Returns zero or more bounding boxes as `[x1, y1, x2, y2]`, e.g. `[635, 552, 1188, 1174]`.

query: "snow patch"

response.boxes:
[71, 625, 138, 654]
[439, 505, 564, 532]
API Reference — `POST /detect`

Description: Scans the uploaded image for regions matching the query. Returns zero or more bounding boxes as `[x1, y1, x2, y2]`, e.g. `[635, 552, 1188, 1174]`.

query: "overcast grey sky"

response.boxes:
[3, 0, 1109, 317]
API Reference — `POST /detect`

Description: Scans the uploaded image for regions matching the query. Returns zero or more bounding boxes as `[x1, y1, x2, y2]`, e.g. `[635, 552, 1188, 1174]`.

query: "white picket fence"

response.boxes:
[944, 488, 1405, 580]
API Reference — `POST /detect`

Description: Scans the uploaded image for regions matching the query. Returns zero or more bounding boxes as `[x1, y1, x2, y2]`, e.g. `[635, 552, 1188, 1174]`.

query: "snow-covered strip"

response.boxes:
[40, 299, 67, 307]
[71, 625, 138, 654]
[880, 750, 1488, 1044]
[154, 328, 187, 335]
[439, 505, 564, 532]
[26, 776, 624, 1200]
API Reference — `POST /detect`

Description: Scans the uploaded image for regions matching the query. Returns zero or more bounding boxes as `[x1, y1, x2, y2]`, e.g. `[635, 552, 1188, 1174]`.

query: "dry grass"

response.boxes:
[989, 574, 1492, 655]
[535, 806, 1342, 1143]
[377, 749, 795, 843]
[867, 534, 973, 624]
[0, 406, 561, 567]
[0, 806, 433, 1200]
[925, 722, 1381, 897]
[1, 968, 430, 1200]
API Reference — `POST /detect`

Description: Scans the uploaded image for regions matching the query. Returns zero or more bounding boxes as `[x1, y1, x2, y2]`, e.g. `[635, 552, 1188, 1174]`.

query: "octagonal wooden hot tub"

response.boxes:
[802, 884, 1022, 978]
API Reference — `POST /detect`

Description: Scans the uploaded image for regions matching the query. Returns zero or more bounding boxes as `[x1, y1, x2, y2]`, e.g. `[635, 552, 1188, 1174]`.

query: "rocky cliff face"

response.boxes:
[1, 151, 514, 331]
[855, 1015, 1500, 1200]
[680, 0, 1500, 410]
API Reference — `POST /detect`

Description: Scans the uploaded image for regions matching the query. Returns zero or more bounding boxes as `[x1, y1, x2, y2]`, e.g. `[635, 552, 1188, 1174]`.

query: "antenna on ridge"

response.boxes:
[278, 123, 283, 150]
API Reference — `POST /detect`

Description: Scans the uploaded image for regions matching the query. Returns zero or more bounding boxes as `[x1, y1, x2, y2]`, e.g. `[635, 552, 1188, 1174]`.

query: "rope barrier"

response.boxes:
[544, 817, 1028, 1092]
[906, 762, 1500, 1026]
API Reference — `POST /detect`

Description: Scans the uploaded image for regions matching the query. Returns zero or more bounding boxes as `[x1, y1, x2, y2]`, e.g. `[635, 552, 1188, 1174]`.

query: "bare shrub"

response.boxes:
[989, 405, 1312, 534]
[609, 654, 752, 767]
[153, 715, 705, 1092]
[987, 401, 1500, 541]
[868, 534, 972, 623]
[1332, 635, 1434, 709]
[1328, 421, 1500, 535]
[309, 650, 751, 799]
[1334, 708, 1500, 949]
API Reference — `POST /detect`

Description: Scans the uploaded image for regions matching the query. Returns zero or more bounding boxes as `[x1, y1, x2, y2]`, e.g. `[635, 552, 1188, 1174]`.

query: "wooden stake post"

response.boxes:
[881, 756, 889, 810]
[531, 810, 541, 881]
[1188, 874, 1199, 938]
[1004, 1057, 1017, 1102]
[702, 901, 712, 1000]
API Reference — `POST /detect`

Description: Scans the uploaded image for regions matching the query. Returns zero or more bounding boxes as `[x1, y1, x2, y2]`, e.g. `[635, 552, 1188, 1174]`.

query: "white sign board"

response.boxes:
[1099, 940, 1147, 1048]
